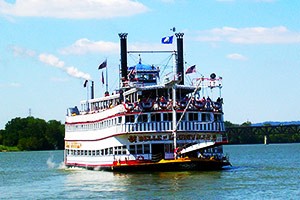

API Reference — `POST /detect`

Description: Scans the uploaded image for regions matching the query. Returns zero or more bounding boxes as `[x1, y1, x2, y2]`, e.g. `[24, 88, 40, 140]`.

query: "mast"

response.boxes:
[105, 66, 108, 92]
[172, 84, 177, 149]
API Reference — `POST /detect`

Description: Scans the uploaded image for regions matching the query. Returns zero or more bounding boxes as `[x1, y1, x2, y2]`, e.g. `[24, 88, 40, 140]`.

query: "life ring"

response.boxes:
[137, 155, 144, 161]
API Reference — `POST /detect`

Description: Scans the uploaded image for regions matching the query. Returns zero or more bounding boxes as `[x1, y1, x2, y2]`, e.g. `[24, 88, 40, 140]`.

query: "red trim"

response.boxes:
[65, 113, 123, 125]
[64, 131, 169, 142]
[65, 131, 226, 142]
[65, 159, 152, 168]
[65, 110, 177, 125]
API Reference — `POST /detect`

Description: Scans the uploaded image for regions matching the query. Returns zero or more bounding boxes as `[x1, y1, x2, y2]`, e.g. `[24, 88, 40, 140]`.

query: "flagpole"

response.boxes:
[105, 63, 108, 92]
[86, 81, 89, 112]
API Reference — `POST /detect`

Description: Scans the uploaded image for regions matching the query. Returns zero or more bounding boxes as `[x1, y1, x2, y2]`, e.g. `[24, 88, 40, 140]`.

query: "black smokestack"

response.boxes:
[175, 33, 184, 85]
[119, 33, 128, 83]
[91, 81, 94, 99]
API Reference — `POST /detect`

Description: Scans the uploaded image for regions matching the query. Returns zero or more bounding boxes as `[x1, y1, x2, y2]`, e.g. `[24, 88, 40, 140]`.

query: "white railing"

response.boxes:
[122, 121, 224, 133]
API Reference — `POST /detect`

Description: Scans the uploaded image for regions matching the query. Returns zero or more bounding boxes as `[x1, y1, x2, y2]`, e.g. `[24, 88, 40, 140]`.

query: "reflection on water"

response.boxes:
[62, 169, 225, 199]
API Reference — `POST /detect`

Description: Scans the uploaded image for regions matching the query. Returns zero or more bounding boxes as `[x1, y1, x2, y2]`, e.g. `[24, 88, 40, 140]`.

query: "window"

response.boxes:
[117, 146, 122, 155]
[125, 115, 135, 123]
[137, 145, 143, 154]
[122, 145, 127, 154]
[202, 113, 209, 122]
[144, 144, 150, 154]
[189, 113, 198, 121]
[114, 147, 118, 155]
[176, 113, 186, 121]
[151, 113, 161, 122]
[138, 114, 148, 122]
[163, 113, 172, 121]
[129, 145, 136, 154]
[118, 117, 122, 124]
[214, 114, 222, 121]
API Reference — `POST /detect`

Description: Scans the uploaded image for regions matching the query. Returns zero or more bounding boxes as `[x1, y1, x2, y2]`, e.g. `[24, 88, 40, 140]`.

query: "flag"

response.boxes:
[83, 80, 88, 87]
[101, 71, 104, 84]
[98, 59, 107, 69]
[161, 35, 174, 44]
[185, 65, 196, 74]
[127, 67, 136, 79]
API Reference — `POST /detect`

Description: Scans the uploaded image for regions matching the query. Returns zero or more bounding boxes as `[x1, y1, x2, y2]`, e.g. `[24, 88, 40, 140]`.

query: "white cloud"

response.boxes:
[10, 46, 36, 57]
[227, 53, 248, 60]
[59, 39, 174, 55]
[39, 53, 91, 80]
[196, 26, 300, 44]
[216, 0, 275, 2]
[0, 0, 148, 19]
[59, 38, 119, 55]
[0, 82, 21, 88]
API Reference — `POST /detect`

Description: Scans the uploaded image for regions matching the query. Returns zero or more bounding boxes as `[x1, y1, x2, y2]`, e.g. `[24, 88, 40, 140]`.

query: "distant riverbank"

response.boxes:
[0, 145, 19, 152]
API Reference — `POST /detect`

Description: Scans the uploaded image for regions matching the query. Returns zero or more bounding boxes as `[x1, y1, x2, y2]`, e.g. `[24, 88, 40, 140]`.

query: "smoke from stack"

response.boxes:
[39, 53, 91, 80]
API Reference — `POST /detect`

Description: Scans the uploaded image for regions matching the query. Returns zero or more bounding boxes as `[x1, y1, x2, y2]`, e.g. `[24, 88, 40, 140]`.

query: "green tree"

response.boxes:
[3, 117, 25, 146]
[45, 120, 65, 150]
[0, 129, 4, 144]
[224, 121, 236, 128]
[241, 121, 252, 127]
[2, 117, 65, 151]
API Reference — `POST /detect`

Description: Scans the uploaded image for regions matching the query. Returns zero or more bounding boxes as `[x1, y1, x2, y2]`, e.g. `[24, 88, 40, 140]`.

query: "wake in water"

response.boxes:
[46, 154, 66, 169]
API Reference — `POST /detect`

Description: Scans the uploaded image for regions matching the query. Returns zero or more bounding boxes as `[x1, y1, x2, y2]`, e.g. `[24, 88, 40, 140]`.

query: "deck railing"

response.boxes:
[122, 121, 224, 133]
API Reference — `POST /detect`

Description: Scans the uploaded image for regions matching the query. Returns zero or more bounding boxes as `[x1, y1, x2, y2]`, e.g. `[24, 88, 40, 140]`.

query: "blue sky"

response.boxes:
[1, 0, 300, 129]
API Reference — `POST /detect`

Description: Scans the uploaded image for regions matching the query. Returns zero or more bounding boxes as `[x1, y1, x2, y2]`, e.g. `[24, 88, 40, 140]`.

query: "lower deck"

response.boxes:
[64, 140, 230, 171]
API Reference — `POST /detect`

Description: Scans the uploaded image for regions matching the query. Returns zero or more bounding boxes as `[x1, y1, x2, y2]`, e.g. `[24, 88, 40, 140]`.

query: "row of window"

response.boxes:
[66, 112, 222, 132]
[125, 112, 222, 123]
[66, 144, 224, 158]
[66, 144, 150, 156]
[66, 117, 122, 132]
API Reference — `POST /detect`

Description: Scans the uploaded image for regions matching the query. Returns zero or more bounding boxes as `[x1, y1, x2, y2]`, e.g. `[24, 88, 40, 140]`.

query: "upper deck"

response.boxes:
[65, 76, 225, 139]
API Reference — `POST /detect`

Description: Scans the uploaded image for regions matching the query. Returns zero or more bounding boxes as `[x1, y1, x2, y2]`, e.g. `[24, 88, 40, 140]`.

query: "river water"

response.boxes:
[1, 144, 299, 200]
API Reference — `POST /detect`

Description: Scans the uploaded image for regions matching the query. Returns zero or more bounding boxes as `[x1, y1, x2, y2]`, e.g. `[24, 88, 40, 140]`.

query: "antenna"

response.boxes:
[29, 108, 32, 117]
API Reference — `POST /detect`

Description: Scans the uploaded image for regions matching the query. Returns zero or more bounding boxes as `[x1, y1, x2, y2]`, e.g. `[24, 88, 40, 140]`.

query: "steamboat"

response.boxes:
[64, 33, 231, 171]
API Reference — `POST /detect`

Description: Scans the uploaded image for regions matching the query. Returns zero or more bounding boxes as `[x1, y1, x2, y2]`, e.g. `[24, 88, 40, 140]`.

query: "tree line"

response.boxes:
[1, 117, 299, 151]
[0, 117, 64, 151]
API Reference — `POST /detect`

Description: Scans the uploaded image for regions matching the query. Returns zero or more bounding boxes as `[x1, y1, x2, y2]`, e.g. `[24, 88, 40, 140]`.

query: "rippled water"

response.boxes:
[1, 144, 299, 199]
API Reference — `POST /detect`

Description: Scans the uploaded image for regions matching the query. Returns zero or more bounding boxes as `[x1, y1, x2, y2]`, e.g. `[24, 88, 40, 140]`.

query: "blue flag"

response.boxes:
[161, 36, 174, 44]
